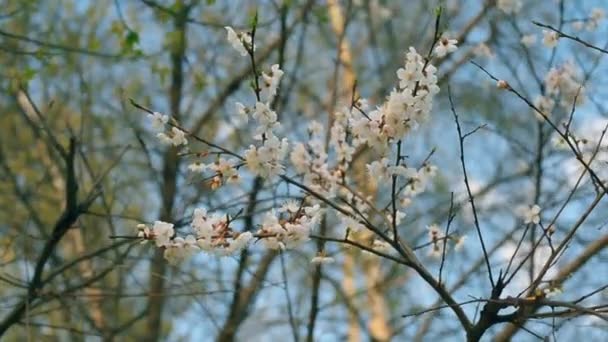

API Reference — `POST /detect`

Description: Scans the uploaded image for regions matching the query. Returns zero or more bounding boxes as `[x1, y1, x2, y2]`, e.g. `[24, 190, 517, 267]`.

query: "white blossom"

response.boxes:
[434, 37, 458, 57]
[148, 112, 168, 131]
[587, 8, 605, 31]
[157, 127, 188, 146]
[244, 135, 289, 178]
[152, 221, 174, 247]
[225, 26, 253, 56]
[542, 30, 559, 48]
[260, 64, 284, 102]
[188, 162, 206, 173]
[235, 102, 250, 123]
[497, 0, 522, 14]
[454, 235, 467, 251]
[252, 102, 279, 138]
[521, 34, 537, 47]
[544, 62, 585, 108]
[518, 204, 541, 224]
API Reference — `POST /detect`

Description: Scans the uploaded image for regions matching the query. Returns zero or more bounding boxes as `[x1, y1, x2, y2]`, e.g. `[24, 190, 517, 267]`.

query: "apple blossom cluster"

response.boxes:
[147, 112, 188, 146]
[236, 63, 289, 179]
[544, 62, 585, 108]
[188, 157, 240, 189]
[349, 47, 441, 154]
[288, 48, 443, 237]
[137, 209, 254, 264]
[256, 202, 323, 250]
[571, 8, 605, 31]
[136, 26, 448, 264]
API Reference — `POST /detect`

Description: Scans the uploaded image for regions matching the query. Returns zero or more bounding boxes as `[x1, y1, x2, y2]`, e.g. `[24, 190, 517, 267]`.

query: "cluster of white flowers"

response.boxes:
[136, 28, 448, 265]
[237, 65, 289, 179]
[188, 157, 240, 189]
[517, 204, 541, 224]
[497, 0, 522, 14]
[245, 135, 289, 178]
[572, 8, 605, 31]
[425, 224, 443, 258]
[425, 223, 466, 258]
[137, 208, 254, 264]
[587, 8, 605, 31]
[291, 121, 340, 197]
[147, 112, 188, 146]
[192, 208, 253, 255]
[544, 62, 585, 109]
[225, 26, 254, 57]
[350, 47, 440, 154]
[256, 203, 322, 250]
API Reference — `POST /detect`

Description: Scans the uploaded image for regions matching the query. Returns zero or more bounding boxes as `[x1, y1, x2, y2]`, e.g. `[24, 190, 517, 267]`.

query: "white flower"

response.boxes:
[434, 37, 458, 57]
[136, 224, 152, 243]
[454, 235, 467, 251]
[280, 200, 300, 213]
[587, 8, 605, 31]
[156, 132, 173, 145]
[256, 206, 319, 250]
[519, 204, 541, 224]
[497, 80, 509, 90]
[235, 102, 249, 123]
[188, 162, 206, 173]
[311, 254, 335, 265]
[225, 26, 251, 56]
[542, 30, 559, 48]
[521, 34, 537, 47]
[152, 221, 174, 247]
[252, 102, 279, 138]
[366, 158, 390, 180]
[543, 286, 562, 298]
[544, 62, 585, 108]
[245, 135, 289, 178]
[308, 121, 324, 136]
[157, 127, 188, 146]
[429, 243, 443, 259]
[208, 158, 240, 184]
[387, 211, 406, 225]
[497, 0, 522, 14]
[551, 133, 570, 150]
[170, 127, 187, 146]
[427, 224, 441, 242]
[148, 112, 168, 131]
[260, 64, 284, 102]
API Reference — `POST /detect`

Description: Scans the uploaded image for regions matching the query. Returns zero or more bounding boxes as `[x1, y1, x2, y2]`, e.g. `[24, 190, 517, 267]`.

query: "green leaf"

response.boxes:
[125, 31, 140, 46]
